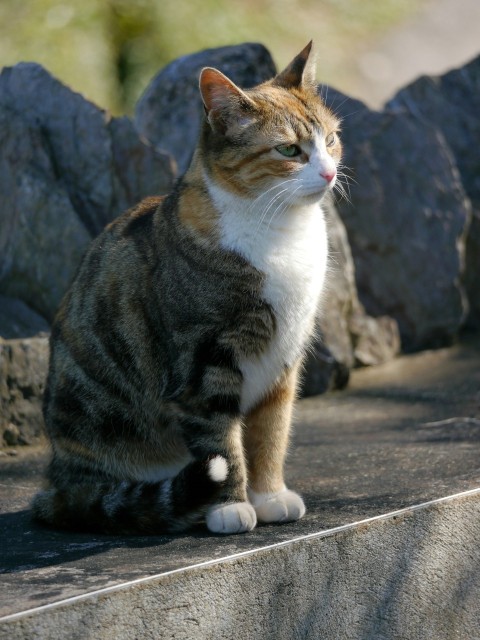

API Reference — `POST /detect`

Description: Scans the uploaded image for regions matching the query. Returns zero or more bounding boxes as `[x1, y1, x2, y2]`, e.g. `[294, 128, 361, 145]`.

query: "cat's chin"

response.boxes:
[297, 188, 330, 205]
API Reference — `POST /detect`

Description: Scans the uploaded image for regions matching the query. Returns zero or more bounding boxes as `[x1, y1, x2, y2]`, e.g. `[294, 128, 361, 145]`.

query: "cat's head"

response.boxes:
[199, 42, 342, 206]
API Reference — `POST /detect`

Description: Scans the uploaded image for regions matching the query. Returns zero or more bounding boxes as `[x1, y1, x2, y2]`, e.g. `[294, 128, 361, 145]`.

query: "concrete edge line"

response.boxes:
[2, 486, 480, 624]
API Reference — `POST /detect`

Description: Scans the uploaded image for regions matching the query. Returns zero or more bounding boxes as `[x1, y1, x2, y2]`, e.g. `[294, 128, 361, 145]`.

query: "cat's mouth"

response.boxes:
[299, 183, 333, 202]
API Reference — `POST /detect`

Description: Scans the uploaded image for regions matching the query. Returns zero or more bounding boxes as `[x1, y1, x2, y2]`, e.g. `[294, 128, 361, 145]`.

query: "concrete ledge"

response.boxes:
[1, 339, 480, 639]
[2, 490, 480, 640]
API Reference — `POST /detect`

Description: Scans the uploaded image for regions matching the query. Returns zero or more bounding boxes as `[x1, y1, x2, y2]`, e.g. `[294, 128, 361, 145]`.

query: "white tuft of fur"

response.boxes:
[248, 488, 306, 523]
[207, 456, 229, 483]
[206, 501, 257, 534]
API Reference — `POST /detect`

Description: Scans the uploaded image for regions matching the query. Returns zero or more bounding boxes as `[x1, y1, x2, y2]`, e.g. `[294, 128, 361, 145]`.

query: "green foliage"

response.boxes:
[0, 0, 424, 114]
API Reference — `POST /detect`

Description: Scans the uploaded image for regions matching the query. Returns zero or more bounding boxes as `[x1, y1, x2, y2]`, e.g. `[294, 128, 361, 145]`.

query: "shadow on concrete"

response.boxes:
[0, 508, 214, 575]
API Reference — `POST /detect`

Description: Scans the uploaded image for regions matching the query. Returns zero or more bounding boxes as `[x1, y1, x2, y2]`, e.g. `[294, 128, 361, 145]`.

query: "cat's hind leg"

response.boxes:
[244, 362, 306, 524]
[31, 454, 230, 534]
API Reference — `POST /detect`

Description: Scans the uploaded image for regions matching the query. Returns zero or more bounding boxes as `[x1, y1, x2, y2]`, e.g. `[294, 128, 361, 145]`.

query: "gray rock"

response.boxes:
[350, 313, 400, 367]
[302, 199, 400, 397]
[0, 336, 49, 447]
[302, 341, 350, 398]
[0, 63, 174, 237]
[387, 55, 480, 330]
[323, 201, 400, 369]
[324, 88, 470, 351]
[135, 43, 277, 175]
[0, 296, 50, 339]
[0, 63, 175, 325]
[0, 106, 92, 321]
[108, 116, 176, 224]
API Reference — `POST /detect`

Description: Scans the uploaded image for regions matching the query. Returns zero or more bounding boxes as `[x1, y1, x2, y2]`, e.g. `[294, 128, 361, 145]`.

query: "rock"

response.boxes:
[350, 313, 400, 367]
[0, 296, 50, 339]
[3, 423, 21, 447]
[324, 88, 470, 351]
[302, 199, 400, 397]
[0, 336, 49, 447]
[0, 106, 92, 322]
[108, 116, 176, 224]
[135, 43, 277, 175]
[0, 63, 175, 323]
[302, 341, 350, 398]
[387, 55, 480, 330]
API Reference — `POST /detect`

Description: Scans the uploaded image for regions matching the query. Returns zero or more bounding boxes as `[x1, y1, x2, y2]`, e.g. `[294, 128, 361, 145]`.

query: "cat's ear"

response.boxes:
[199, 67, 256, 135]
[273, 41, 316, 89]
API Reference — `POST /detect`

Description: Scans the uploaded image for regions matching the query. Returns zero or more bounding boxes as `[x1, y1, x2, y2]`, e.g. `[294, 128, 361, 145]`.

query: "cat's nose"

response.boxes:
[320, 170, 336, 183]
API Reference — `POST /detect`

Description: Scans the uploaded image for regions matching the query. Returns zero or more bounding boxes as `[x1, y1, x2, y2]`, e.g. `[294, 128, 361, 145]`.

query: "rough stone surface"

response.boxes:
[1, 338, 479, 637]
[0, 296, 50, 340]
[0, 63, 175, 324]
[325, 88, 470, 351]
[302, 199, 400, 396]
[349, 313, 401, 366]
[387, 55, 480, 330]
[134, 43, 277, 175]
[0, 105, 92, 322]
[0, 337, 48, 447]
[3, 494, 480, 640]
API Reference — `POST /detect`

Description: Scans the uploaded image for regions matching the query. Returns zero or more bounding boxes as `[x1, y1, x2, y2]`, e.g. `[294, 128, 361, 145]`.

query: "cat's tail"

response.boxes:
[31, 456, 228, 534]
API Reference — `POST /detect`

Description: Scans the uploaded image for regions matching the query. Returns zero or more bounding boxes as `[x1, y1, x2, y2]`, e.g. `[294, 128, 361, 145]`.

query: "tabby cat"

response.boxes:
[32, 42, 342, 535]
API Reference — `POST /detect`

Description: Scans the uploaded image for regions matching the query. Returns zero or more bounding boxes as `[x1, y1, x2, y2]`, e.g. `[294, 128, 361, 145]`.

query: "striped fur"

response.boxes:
[32, 42, 342, 535]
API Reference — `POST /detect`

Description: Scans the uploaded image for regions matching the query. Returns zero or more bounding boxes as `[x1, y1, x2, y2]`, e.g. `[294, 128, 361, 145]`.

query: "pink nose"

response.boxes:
[321, 170, 336, 183]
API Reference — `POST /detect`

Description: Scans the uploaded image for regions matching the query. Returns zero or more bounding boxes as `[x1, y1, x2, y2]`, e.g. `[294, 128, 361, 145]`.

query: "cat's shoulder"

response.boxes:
[105, 195, 166, 236]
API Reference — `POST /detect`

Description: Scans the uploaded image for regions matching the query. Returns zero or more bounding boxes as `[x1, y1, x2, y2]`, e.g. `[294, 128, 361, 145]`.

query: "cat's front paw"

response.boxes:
[248, 488, 306, 523]
[206, 501, 257, 534]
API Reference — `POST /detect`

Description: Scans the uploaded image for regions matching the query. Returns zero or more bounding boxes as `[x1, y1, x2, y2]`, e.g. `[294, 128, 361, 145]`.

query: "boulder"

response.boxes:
[0, 106, 92, 322]
[322, 202, 400, 369]
[302, 199, 400, 397]
[135, 43, 277, 175]
[0, 63, 175, 324]
[0, 337, 49, 447]
[324, 89, 470, 351]
[387, 55, 480, 330]
[0, 296, 50, 339]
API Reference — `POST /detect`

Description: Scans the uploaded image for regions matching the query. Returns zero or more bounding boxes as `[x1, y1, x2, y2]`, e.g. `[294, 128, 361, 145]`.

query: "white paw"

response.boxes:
[248, 488, 306, 523]
[206, 502, 257, 534]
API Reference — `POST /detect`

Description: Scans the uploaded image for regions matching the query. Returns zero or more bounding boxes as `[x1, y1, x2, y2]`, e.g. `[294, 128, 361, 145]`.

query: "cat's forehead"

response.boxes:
[247, 84, 340, 137]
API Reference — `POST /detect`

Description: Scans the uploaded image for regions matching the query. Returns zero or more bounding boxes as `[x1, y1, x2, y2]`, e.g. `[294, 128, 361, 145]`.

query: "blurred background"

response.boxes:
[0, 0, 479, 115]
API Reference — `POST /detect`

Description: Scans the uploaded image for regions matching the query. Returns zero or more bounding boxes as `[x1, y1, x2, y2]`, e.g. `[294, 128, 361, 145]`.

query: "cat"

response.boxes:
[32, 41, 342, 535]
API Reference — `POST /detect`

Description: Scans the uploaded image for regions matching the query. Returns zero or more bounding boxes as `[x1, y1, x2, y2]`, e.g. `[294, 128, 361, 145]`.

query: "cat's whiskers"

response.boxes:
[333, 163, 355, 204]
[248, 178, 300, 216]
[333, 178, 351, 204]
[252, 179, 301, 233]
[326, 92, 351, 114]
[255, 187, 292, 233]
[264, 185, 303, 233]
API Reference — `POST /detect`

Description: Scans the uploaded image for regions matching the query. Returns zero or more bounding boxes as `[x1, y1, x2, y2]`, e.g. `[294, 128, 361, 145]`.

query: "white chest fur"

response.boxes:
[208, 181, 329, 413]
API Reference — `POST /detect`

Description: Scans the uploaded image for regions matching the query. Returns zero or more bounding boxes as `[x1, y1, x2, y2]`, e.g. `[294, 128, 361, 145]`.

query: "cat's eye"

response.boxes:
[326, 133, 336, 147]
[276, 144, 302, 158]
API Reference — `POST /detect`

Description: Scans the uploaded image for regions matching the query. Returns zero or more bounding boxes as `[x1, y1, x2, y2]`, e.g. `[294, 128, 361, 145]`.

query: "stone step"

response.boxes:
[1, 338, 479, 639]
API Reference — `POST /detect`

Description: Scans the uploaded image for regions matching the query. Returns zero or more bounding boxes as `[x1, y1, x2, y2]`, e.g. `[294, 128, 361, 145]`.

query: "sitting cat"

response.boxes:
[32, 41, 342, 535]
